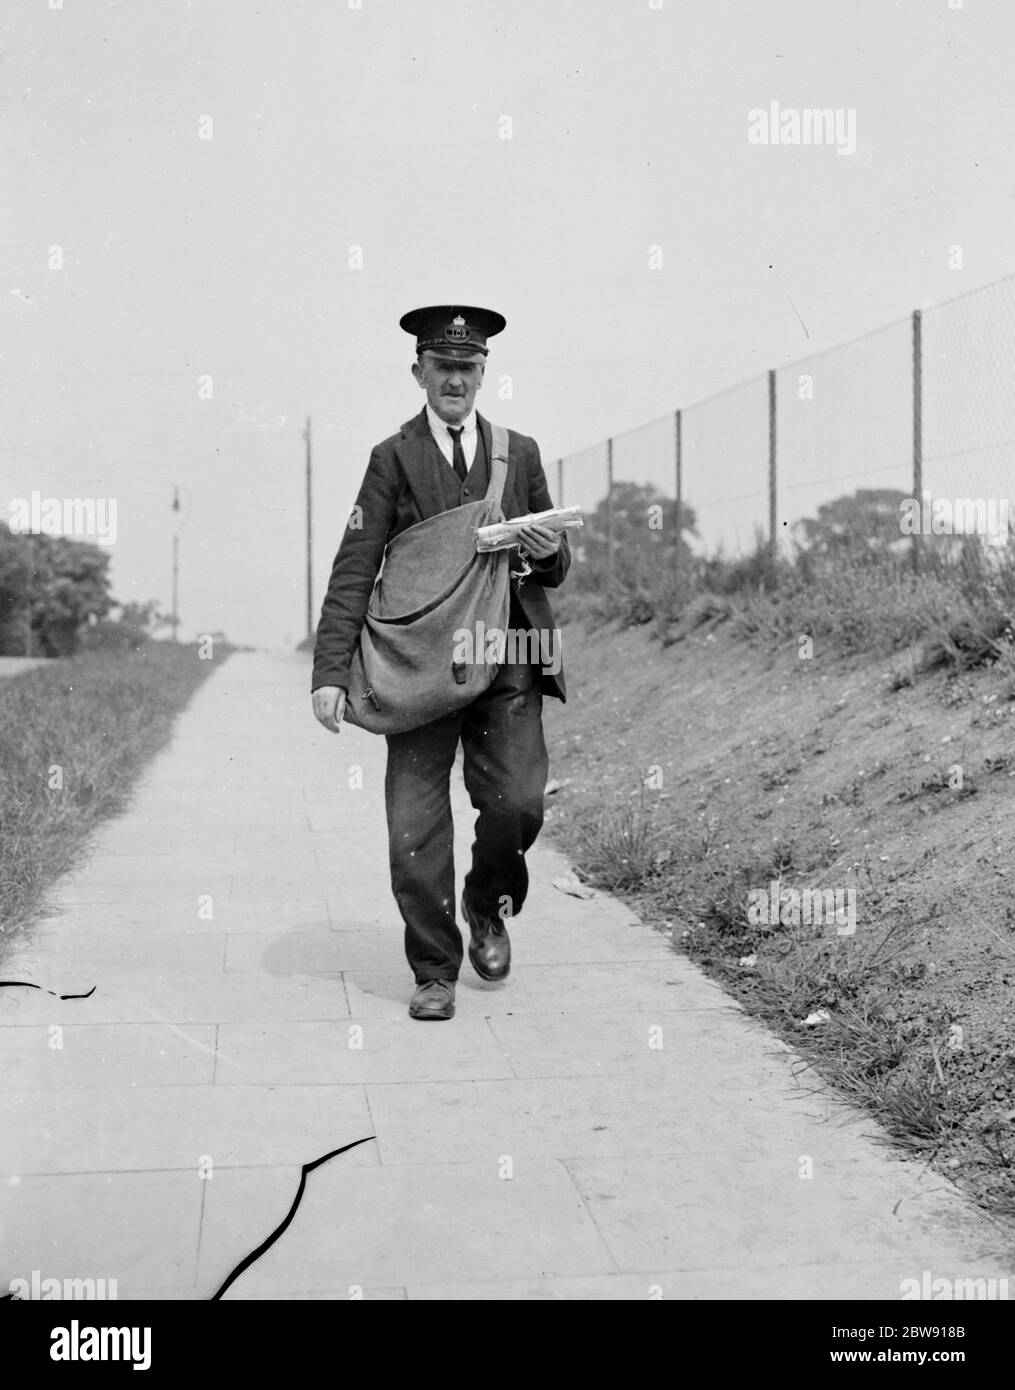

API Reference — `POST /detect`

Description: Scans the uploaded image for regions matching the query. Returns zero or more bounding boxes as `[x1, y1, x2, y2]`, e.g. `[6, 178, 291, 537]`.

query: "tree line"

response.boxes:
[0, 530, 163, 656]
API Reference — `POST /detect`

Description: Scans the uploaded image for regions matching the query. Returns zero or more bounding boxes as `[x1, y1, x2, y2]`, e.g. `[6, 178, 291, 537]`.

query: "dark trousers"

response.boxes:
[384, 660, 549, 983]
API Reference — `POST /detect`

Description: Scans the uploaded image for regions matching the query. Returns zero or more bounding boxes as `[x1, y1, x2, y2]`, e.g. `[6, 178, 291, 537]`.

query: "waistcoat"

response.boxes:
[423, 424, 529, 631]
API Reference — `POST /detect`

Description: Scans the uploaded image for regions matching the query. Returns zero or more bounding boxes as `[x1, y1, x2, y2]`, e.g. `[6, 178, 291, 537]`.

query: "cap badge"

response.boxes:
[444, 315, 469, 342]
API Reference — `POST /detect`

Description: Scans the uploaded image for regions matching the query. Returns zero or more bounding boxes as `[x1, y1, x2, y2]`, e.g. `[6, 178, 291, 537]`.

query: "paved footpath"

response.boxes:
[1, 650, 1011, 1300]
[0, 657, 51, 679]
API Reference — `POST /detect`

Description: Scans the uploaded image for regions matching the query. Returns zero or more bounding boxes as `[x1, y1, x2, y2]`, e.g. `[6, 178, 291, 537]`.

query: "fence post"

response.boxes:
[674, 408, 683, 607]
[606, 437, 614, 580]
[768, 368, 777, 582]
[912, 308, 923, 576]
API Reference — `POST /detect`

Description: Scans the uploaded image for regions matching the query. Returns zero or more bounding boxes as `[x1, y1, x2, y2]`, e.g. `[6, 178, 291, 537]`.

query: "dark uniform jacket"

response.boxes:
[312, 407, 570, 701]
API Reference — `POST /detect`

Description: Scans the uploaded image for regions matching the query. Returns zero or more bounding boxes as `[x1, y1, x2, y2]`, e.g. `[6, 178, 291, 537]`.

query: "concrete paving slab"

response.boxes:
[364, 1074, 824, 1165]
[485, 1008, 772, 1079]
[215, 1018, 516, 1085]
[224, 929, 399, 975]
[79, 835, 237, 859]
[58, 853, 241, 876]
[0, 931, 228, 979]
[198, 1159, 616, 1294]
[230, 852, 325, 878]
[234, 831, 331, 854]
[0, 1024, 217, 1090]
[55, 874, 234, 906]
[326, 898, 394, 930]
[1, 1085, 375, 1175]
[551, 1072, 829, 1153]
[227, 872, 329, 901]
[0, 1172, 203, 1295]
[193, 900, 333, 934]
[563, 1154, 1011, 1274]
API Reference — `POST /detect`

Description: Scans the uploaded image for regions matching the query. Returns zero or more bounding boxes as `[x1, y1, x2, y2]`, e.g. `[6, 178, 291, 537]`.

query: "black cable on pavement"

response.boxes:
[209, 1135, 378, 1300]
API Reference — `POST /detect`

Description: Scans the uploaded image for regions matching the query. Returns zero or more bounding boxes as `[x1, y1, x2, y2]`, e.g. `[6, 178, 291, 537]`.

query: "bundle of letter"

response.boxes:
[475, 506, 584, 552]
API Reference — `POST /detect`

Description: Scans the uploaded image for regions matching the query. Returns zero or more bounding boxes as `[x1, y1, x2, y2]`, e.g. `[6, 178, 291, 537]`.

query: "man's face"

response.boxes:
[412, 349, 485, 424]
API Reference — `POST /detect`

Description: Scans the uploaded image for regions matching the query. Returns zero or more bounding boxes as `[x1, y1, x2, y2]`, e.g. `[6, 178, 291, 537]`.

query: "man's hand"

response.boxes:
[312, 685, 347, 733]
[517, 523, 562, 562]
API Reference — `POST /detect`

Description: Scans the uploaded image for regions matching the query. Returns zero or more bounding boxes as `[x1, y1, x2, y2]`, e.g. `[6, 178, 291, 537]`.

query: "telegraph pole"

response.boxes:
[912, 309, 923, 576]
[303, 416, 313, 640]
[171, 485, 180, 642]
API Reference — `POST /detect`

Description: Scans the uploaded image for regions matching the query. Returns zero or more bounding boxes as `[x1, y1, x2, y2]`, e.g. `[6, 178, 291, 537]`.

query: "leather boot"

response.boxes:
[462, 893, 511, 982]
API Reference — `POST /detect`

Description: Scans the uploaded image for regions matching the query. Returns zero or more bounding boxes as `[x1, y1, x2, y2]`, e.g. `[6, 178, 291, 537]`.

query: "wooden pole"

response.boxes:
[304, 416, 314, 639]
[606, 437, 614, 580]
[912, 310, 923, 576]
[768, 369, 777, 581]
[171, 486, 180, 642]
[674, 407, 683, 605]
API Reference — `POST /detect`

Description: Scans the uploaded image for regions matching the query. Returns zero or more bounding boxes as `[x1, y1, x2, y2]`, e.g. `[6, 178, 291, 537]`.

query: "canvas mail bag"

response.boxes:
[342, 424, 512, 735]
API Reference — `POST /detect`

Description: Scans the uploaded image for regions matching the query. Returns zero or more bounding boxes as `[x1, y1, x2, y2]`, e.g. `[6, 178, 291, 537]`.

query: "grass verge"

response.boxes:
[0, 642, 228, 956]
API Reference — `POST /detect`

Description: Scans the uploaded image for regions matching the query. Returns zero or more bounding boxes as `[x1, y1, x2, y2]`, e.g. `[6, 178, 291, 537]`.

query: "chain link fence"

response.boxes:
[555, 272, 1015, 582]
[922, 276, 1015, 507]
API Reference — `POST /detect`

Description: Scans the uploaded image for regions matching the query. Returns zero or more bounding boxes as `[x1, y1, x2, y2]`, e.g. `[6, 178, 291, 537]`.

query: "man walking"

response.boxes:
[311, 305, 570, 1020]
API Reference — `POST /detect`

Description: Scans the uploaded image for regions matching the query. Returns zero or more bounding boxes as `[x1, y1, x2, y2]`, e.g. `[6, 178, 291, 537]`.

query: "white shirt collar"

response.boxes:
[426, 402, 477, 439]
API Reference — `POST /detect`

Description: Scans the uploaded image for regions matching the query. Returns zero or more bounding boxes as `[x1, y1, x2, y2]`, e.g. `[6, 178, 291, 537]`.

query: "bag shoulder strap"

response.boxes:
[484, 424, 509, 510]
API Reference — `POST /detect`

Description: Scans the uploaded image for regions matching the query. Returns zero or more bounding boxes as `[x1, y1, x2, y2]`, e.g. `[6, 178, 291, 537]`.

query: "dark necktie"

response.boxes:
[447, 425, 468, 483]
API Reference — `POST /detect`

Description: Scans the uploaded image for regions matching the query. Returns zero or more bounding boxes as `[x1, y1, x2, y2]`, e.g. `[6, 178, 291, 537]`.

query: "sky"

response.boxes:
[3, 0, 1014, 646]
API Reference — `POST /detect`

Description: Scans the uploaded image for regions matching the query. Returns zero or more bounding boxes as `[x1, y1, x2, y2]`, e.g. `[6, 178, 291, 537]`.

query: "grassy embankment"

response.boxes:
[0, 643, 227, 958]
[544, 545, 1015, 1220]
